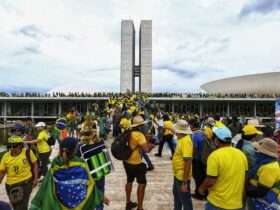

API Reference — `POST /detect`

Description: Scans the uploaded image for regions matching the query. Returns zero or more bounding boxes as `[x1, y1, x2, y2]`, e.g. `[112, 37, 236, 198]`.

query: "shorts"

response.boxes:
[123, 162, 147, 184]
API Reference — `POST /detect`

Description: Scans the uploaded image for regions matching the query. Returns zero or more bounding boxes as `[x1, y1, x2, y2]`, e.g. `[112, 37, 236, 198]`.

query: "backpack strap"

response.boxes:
[25, 149, 33, 167]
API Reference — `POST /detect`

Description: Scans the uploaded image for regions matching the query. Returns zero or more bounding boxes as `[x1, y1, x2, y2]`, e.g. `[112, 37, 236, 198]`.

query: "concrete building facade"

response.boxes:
[120, 20, 135, 93]
[120, 20, 152, 93]
[201, 72, 280, 94]
[140, 20, 152, 92]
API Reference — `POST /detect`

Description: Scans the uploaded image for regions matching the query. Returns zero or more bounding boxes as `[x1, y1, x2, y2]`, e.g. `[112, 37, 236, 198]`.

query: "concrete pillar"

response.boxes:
[254, 102, 257, 117]
[3, 102, 7, 124]
[171, 103, 175, 113]
[31, 102, 34, 120]
[227, 102, 230, 117]
[199, 102, 203, 118]
[58, 101, 62, 117]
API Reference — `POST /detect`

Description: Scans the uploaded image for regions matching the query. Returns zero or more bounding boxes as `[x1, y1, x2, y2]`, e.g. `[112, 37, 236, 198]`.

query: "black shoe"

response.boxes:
[154, 153, 162, 157]
[147, 166, 154, 171]
[126, 201, 137, 210]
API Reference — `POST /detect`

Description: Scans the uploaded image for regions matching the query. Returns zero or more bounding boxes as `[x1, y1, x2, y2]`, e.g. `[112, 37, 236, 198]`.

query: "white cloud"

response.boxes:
[0, 0, 279, 92]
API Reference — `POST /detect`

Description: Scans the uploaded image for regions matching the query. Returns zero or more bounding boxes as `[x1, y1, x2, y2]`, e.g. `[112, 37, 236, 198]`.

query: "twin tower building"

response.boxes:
[120, 20, 152, 93]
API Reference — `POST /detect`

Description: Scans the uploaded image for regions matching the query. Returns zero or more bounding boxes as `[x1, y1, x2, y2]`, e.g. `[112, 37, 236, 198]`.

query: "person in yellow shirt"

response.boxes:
[25, 122, 51, 177]
[199, 126, 248, 210]
[0, 136, 38, 210]
[123, 115, 154, 210]
[155, 114, 175, 158]
[172, 119, 193, 210]
[246, 138, 280, 209]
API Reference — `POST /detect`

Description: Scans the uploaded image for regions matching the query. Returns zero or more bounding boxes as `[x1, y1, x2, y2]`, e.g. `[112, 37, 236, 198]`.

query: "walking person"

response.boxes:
[123, 115, 154, 210]
[199, 126, 248, 210]
[0, 136, 38, 210]
[172, 119, 193, 210]
[155, 114, 175, 158]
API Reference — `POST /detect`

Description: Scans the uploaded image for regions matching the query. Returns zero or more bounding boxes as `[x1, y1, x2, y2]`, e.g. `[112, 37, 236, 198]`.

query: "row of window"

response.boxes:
[0, 101, 275, 118]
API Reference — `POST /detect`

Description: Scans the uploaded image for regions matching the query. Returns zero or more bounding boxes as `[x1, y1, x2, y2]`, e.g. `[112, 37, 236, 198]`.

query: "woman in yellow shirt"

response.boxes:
[25, 122, 51, 177]
[0, 136, 38, 210]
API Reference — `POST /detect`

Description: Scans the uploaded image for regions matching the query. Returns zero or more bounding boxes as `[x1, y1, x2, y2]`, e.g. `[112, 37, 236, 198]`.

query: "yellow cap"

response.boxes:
[242, 125, 263, 136]
[8, 136, 23, 144]
[120, 118, 131, 129]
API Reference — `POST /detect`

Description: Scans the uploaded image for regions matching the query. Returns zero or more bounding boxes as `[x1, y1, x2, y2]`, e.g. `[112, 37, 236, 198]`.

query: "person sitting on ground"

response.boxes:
[0, 136, 38, 210]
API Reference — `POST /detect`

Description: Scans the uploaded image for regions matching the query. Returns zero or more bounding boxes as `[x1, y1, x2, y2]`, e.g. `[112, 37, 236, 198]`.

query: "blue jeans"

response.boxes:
[173, 178, 193, 210]
[95, 177, 105, 210]
[205, 202, 243, 210]
[142, 150, 153, 168]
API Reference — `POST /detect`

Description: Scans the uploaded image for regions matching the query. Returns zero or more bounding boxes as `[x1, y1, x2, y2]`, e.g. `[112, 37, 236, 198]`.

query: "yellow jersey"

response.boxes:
[37, 129, 51, 154]
[250, 162, 280, 191]
[207, 146, 248, 209]
[164, 120, 174, 136]
[126, 131, 147, 165]
[172, 135, 193, 181]
[0, 148, 37, 185]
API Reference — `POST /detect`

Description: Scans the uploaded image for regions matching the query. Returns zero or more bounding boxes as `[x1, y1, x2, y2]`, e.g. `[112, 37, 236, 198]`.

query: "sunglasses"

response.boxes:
[10, 143, 22, 148]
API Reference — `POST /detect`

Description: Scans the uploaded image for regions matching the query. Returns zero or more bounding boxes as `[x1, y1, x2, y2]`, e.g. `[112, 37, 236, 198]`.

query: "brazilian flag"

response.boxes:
[29, 156, 102, 210]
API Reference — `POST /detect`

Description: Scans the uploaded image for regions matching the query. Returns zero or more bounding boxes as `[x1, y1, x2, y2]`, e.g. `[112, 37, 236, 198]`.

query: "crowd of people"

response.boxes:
[0, 94, 279, 210]
[0, 91, 280, 99]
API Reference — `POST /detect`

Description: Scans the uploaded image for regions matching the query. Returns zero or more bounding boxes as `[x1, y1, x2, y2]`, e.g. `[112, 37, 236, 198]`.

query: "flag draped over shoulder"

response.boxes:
[29, 156, 102, 210]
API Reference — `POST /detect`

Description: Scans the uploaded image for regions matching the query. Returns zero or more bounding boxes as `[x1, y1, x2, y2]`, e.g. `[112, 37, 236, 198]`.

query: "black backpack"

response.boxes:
[47, 135, 56, 146]
[111, 131, 133, 160]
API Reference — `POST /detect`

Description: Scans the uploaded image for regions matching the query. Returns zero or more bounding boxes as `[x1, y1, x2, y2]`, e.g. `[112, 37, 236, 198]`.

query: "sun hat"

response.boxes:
[247, 119, 265, 128]
[253, 138, 278, 158]
[242, 124, 263, 136]
[130, 115, 148, 128]
[207, 117, 215, 127]
[174, 120, 192, 134]
[35, 122, 46, 128]
[8, 136, 23, 144]
[213, 126, 232, 142]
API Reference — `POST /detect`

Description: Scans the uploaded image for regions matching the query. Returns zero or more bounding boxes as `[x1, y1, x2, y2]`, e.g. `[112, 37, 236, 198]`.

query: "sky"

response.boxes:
[0, 0, 280, 93]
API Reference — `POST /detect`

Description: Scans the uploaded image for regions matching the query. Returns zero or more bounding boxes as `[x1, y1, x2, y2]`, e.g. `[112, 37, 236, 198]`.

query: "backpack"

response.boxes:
[79, 140, 113, 180]
[26, 148, 41, 178]
[111, 130, 133, 160]
[47, 135, 56, 146]
[200, 135, 216, 165]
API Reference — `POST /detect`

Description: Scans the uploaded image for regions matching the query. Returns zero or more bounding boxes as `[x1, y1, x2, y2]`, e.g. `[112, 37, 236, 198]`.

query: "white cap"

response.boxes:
[35, 122, 46, 127]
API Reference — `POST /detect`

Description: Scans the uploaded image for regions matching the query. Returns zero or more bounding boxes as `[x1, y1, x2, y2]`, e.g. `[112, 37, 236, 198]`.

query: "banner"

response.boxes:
[275, 99, 280, 131]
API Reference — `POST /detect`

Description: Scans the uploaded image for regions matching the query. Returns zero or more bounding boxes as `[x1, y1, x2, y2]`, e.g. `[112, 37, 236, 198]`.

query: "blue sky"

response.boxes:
[0, 0, 280, 93]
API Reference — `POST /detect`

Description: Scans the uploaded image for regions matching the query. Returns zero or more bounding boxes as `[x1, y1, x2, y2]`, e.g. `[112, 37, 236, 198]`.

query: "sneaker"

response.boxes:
[126, 201, 137, 210]
[154, 153, 162, 157]
[147, 166, 154, 171]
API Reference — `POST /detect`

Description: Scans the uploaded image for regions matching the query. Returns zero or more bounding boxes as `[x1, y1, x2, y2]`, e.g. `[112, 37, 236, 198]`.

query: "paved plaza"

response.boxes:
[0, 140, 205, 210]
